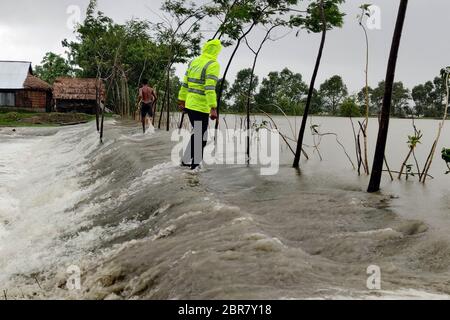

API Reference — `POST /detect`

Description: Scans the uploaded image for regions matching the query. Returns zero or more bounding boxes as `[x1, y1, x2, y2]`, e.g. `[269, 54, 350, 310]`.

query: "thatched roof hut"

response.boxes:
[24, 74, 52, 91]
[53, 78, 105, 101]
[53, 77, 105, 114]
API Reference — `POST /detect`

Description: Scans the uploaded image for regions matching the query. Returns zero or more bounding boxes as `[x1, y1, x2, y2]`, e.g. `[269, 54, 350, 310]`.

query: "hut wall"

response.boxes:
[0, 90, 16, 107]
[56, 99, 97, 114]
[15, 90, 49, 110]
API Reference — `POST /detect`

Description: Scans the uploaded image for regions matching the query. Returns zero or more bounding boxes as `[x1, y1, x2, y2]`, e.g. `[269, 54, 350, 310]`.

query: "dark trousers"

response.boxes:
[182, 108, 209, 166]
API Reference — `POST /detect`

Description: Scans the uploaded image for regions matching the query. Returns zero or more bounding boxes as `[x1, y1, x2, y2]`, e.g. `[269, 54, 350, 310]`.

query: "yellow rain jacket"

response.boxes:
[178, 39, 222, 114]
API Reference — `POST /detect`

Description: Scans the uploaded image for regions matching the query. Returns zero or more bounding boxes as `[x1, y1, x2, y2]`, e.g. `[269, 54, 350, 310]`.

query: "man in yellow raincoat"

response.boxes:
[178, 39, 222, 170]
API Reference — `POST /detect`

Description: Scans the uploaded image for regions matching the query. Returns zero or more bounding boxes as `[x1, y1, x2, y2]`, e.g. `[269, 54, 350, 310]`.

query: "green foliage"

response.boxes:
[440, 66, 450, 79]
[407, 130, 422, 149]
[358, 3, 372, 23]
[340, 97, 360, 117]
[63, 7, 168, 113]
[35, 52, 73, 84]
[442, 148, 450, 174]
[45, 0, 349, 118]
[63, 8, 165, 85]
[226, 68, 353, 117]
[211, 0, 302, 42]
[0, 112, 94, 127]
[299, 0, 346, 33]
[412, 77, 446, 117]
[359, 3, 372, 11]
[391, 82, 412, 117]
[59, 0, 199, 115]
[370, 81, 411, 117]
[63, 0, 200, 86]
[310, 89, 324, 115]
[2, 112, 20, 122]
[319, 75, 348, 115]
[255, 68, 308, 115]
[157, 0, 204, 64]
[162, 0, 202, 19]
[442, 148, 450, 163]
[54, 0, 349, 118]
[169, 75, 182, 109]
[356, 86, 376, 115]
[227, 68, 259, 113]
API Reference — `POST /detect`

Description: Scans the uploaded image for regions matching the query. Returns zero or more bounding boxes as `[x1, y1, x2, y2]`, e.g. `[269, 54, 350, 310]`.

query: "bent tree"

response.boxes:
[293, 0, 345, 168]
[358, 4, 372, 175]
[367, 0, 409, 193]
[158, 0, 205, 130]
[211, 0, 261, 134]
[244, 26, 279, 163]
[420, 67, 450, 183]
[212, 0, 302, 133]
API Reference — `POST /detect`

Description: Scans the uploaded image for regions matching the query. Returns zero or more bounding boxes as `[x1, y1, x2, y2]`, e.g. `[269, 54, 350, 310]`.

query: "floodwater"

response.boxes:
[0, 115, 449, 300]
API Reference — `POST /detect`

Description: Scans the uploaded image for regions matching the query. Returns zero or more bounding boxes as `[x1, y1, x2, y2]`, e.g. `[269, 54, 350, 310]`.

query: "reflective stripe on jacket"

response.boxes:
[178, 39, 222, 114]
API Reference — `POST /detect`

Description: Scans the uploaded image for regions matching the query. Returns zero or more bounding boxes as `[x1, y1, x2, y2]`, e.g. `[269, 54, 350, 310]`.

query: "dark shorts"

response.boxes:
[141, 102, 153, 118]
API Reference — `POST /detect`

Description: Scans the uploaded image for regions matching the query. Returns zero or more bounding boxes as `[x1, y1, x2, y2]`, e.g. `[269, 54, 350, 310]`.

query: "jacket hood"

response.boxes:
[201, 39, 222, 60]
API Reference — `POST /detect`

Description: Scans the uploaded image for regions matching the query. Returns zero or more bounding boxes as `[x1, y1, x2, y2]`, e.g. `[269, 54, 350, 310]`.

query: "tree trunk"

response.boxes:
[100, 96, 105, 143]
[362, 24, 370, 175]
[215, 23, 256, 132]
[179, 111, 186, 130]
[158, 87, 168, 129]
[166, 69, 171, 131]
[115, 81, 121, 117]
[246, 55, 258, 164]
[213, 0, 239, 39]
[293, 0, 327, 168]
[367, 0, 408, 193]
[126, 79, 130, 117]
[152, 87, 160, 126]
[420, 72, 449, 182]
[121, 77, 126, 118]
[95, 86, 100, 132]
[244, 27, 274, 163]
[124, 78, 128, 117]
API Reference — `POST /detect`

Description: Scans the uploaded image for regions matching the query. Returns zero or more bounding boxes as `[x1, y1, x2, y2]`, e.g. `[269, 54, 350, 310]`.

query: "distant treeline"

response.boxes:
[217, 68, 448, 118]
[35, 0, 188, 117]
[33, 0, 444, 119]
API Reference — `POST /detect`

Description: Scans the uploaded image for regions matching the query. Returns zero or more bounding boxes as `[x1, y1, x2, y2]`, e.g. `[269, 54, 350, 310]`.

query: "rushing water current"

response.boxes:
[0, 116, 449, 300]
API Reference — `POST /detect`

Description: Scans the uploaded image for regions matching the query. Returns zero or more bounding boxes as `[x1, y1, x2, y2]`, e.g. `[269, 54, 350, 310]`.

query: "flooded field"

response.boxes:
[0, 116, 449, 299]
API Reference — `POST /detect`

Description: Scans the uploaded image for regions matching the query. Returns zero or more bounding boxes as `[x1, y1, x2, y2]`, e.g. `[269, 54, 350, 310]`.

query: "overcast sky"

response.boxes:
[1, 0, 449, 93]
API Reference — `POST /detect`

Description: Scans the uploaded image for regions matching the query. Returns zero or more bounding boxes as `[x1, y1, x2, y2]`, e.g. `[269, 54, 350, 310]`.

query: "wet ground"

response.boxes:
[0, 117, 449, 299]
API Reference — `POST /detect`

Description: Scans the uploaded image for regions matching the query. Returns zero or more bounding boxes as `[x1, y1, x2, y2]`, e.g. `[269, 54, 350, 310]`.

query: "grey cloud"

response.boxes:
[1, 0, 449, 93]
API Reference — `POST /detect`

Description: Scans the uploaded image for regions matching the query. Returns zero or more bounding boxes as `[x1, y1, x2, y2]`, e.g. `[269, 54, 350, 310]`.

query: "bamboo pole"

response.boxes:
[420, 72, 449, 183]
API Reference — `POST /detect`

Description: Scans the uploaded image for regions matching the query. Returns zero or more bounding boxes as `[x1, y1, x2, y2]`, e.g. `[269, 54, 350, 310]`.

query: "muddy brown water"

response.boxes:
[0, 116, 449, 299]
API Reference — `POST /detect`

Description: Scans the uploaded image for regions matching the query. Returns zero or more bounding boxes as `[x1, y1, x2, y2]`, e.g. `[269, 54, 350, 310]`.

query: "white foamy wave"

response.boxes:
[129, 162, 176, 192]
[313, 288, 450, 300]
[120, 124, 156, 142]
[0, 123, 121, 286]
